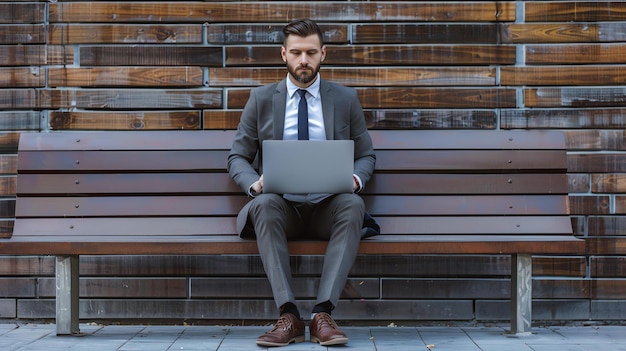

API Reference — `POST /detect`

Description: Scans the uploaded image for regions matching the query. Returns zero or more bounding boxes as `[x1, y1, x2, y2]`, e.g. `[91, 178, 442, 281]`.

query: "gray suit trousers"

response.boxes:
[246, 193, 365, 309]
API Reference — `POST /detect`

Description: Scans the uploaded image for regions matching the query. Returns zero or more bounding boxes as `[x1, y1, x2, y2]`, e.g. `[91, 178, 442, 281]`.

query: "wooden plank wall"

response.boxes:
[0, 1, 625, 323]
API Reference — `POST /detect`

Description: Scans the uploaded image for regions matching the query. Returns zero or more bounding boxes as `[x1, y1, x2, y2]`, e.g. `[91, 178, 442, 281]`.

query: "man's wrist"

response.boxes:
[353, 174, 363, 193]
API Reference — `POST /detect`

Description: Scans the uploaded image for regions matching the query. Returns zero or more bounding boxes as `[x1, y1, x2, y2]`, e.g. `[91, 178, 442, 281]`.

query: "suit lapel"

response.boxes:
[272, 80, 287, 140]
[320, 79, 335, 140]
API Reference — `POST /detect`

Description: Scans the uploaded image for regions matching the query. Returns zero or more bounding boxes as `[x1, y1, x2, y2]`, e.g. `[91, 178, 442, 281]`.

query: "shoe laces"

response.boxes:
[271, 315, 295, 333]
[314, 313, 338, 330]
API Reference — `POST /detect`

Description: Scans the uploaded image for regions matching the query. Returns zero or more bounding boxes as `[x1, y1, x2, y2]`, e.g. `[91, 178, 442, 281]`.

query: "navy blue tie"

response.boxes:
[297, 89, 309, 140]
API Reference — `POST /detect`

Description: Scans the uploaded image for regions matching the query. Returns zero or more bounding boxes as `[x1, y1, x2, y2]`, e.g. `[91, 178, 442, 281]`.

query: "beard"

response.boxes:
[287, 63, 319, 85]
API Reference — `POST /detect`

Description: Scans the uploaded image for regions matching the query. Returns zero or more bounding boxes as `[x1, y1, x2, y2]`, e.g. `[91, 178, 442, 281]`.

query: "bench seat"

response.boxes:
[0, 129, 585, 336]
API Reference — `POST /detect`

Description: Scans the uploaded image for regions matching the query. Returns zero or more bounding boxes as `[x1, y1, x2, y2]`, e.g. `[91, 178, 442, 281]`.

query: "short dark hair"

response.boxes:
[282, 19, 324, 46]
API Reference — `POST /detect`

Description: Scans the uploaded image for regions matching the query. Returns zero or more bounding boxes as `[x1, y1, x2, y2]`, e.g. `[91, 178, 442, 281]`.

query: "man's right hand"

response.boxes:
[251, 174, 264, 194]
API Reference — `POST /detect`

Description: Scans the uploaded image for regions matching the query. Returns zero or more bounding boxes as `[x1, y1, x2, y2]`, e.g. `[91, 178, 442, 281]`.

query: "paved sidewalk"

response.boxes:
[0, 323, 625, 351]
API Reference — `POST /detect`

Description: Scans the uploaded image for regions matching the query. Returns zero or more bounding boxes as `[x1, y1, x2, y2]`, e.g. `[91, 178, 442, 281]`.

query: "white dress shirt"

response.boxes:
[284, 74, 326, 140]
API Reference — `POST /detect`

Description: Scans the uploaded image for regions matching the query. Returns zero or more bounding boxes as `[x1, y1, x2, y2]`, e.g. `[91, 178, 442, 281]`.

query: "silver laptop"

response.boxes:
[262, 140, 354, 194]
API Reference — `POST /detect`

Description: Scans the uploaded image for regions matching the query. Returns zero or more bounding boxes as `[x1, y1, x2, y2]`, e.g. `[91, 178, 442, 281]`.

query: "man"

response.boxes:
[227, 19, 376, 347]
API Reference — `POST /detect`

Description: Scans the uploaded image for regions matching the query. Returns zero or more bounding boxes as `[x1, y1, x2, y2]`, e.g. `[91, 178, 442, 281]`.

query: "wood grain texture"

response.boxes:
[503, 23, 626, 43]
[49, 111, 201, 130]
[49, 24, 203, 44]
[353, 24, 500, 44]
[80, 46, 222, 66]
[526, 44, 626, 64]
[208, 24, 348, 44]
[49, 2, 516, 23]
[226, 88, 517, 109]
[226, 45, 516, 66]
[0, 68, 45, 88]
[210, 67, 496, 87]
[525, 2, 626, 22]
[501, 66, 626, 86]
[524, 88, 626, 108]
[501, 109, 626, 129]
[0, 3, 45, 24]
[0, 25, 45, 44]
[49, 67, 204, 88]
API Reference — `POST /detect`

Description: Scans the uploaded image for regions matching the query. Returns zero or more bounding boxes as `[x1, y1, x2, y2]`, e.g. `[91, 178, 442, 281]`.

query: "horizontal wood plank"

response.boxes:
[15, 195, 568, 217]
[49, 111, 201, 130]
[0, 3, 45, 24]
[569, 195, 611, 215]
[0, 199, 15, 219]
[0, 68, 45, 88]
[0, 25, 45, 44]
[503, 23, 626, 43]
[501, 66, 626, 86]
[0, 154, 17, 174]
[80, 46, 223, 66]
[48, 67, 204, 88]
[564, 130, 626, 151]
[50, 2, 516, 23]
[0, 112, 40, 131]
[526, 44, 626, 64]
[591, 257, 626, 278]
[226, 45, 517, 66]
[38, 277, 188, 298]
[524, 88, 626, 108]
[41, 89, 223, 110]
[501, 108, 626, 129]
[203, 110, 242, 130]
[17, 130, 568, 151]
[588, 216, 626, 236]
[352, 24, 500, 44]
[0, 177, 16, 197]
[592, 174, 626, 193]
[227, 88, 517, 109]
[16, 173, 568, 196]
[0, 45, 72, 66]
[49, 24, 203, 44]
[366, 109, 497, 129]
[208, 24, 348, 44]
[586, 238, 626, 255]
[210, 67, 496, 87]
[16, 149, 565, 173]
[568, 153, 626, 172]
[525, 2, 626, 22]
[0, 234, 584, 256]
[0, 45, 46, 66]
[383, 279, 589, 299]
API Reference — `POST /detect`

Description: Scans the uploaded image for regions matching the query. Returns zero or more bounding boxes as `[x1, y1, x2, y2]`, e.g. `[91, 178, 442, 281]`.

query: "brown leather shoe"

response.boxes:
[256, 313, 305, 347]
[309, 312, 348, 346]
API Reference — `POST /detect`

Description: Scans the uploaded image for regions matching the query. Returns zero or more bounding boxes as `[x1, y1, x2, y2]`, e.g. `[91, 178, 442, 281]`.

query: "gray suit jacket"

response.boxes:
[227, 77, 376, 237]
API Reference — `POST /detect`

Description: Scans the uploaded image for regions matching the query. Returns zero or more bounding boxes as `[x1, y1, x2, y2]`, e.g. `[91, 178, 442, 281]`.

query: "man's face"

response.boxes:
[281, 34, 326, 87]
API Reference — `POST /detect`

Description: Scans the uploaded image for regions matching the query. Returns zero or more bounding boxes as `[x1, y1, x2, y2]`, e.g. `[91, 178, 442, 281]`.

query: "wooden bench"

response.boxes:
[0, 130, 584, 336]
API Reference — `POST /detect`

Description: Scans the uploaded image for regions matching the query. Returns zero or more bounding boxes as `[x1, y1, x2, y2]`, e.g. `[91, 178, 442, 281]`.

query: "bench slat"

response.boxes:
[375, 150, 567, 171]
[10, 216, 573, 237]
[18, 149, 564, 172]
[17, 150, 228, 172]
[0, 234, 584, 256]
[17, 130, 566, 151]
[15, 195, 568, 217]
[17, 173, 569, 195]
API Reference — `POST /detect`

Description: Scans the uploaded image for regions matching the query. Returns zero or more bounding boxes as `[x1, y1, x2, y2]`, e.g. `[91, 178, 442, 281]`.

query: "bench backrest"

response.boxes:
[12, 130, 573, 250]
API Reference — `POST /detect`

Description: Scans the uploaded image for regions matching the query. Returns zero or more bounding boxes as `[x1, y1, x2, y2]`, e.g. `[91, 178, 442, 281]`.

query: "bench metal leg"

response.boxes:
[56, 255, 80, 335]
[510, 253, 532, 335]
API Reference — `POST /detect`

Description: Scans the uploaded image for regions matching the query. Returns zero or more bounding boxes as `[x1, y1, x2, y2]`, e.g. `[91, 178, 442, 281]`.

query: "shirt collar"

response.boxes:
[286, 73, 321, 99]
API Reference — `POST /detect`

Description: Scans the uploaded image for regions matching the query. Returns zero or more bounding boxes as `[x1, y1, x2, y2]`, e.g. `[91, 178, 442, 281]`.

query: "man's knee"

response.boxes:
[248, 194, 286, 214]
[335, 193, 365, 214]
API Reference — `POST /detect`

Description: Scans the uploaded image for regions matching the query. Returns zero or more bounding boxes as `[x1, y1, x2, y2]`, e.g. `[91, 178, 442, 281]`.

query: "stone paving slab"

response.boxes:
[0, 323, 624, 351]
